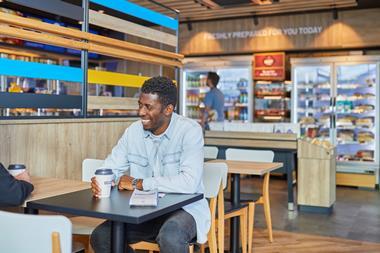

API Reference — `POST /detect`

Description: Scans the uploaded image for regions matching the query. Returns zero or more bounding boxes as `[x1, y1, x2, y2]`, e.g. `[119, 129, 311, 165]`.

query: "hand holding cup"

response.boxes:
[91, 169, 114, 198]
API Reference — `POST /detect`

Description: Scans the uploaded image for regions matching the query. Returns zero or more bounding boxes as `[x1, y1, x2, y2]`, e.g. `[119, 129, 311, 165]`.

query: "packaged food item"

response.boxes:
[318, 115, 330, 125]
[356, 150, 374, 161]
[353, 104, 375, 113]
[322, 140, 333, 149]
[357, 131, 374, 143]
[337, 130, 354, 142]
[336, 116, 356, 126]
[300, 116, 315, 125]
[356, 117, 374, 128]
[364, 93, 375, 99]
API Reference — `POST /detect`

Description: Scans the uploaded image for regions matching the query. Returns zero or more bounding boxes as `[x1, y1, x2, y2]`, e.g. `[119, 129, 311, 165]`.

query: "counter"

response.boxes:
[204, 130, 298, 210]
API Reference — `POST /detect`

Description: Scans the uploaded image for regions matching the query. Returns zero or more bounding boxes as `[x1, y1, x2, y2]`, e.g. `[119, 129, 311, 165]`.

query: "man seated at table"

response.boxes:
[0, 163, 34, 207]
[90, 76, 210, 253]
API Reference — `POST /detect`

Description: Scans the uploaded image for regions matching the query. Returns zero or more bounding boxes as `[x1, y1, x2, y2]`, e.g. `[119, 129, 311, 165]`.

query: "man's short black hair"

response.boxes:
[207, 72, 220, 87]
[141, 76, 177, 108]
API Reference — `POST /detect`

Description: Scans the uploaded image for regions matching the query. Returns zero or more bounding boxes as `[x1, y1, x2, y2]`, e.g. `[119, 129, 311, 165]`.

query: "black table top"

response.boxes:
[27, 188, 203, 224]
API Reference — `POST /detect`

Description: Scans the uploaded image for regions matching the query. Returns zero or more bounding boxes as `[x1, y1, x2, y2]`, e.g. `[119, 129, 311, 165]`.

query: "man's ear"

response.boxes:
[164, 104, 174, 115]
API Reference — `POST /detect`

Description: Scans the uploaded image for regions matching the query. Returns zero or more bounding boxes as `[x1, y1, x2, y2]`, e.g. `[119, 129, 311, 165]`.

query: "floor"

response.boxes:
[241, 176, 380, 244]
[251, 228, 380, 253]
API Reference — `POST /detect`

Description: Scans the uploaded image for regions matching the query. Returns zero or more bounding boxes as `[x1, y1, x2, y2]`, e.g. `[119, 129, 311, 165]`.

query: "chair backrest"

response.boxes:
[82, 158, 104, 182]
[0, 210, 72, 253]
[203, 162, 228, 198]
[204, 146, 219, 159]
[226, 148, 274, 162]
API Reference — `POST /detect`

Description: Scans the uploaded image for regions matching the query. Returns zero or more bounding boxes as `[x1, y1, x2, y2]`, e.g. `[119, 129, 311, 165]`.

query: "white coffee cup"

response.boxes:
[8, 164, 26, 177]
[95, 168, 114, 198]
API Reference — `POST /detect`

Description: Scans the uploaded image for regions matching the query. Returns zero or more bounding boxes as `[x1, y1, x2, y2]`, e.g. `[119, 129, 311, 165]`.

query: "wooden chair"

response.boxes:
[226, 148, 275, 253]
[0, 210, 72, 253]
[204, 145, 219, 159]
[70, 159, 106, 253]
[130, 162, 229, 253]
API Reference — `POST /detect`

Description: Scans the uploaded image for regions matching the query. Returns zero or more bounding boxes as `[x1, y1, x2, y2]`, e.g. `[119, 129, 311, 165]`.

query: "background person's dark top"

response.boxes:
[0, 163, 34, 207]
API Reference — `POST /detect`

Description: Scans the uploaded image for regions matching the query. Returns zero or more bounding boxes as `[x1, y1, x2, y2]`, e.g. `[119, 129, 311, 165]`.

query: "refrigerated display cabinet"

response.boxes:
[181, 56, 253, 122]
[291, 56, 380, 180]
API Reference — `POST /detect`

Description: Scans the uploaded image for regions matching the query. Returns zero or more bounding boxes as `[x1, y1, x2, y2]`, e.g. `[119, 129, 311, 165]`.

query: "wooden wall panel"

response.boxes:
[179, 8, 380, 55]
[0, 119, 135, 180]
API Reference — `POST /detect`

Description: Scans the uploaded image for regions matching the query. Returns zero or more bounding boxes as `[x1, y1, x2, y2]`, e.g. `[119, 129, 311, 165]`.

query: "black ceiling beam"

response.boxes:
[6, 0, 83, 21]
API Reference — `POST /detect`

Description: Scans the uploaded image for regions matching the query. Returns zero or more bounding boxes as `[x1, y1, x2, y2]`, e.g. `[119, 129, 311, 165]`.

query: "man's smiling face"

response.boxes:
[138, 93, 172, 135]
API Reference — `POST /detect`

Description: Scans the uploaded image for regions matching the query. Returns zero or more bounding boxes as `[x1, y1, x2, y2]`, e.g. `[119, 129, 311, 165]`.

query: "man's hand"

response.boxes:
[118, 175, 134, 191]
[15, 171, 31, 183]
[91, 176, 102, 198]
[91, 176, 115, 198]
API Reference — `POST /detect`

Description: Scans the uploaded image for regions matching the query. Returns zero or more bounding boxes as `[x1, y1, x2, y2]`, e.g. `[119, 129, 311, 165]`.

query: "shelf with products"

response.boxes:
[335, 63, 377, 165]
[254, 80, 291, 122]
[0, 0, 182, 119]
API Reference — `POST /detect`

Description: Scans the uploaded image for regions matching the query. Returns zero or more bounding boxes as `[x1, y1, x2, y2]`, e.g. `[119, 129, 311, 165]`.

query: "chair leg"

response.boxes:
[263, 173, 273, 243]
[239, 209, 247, 253]
[248, 203, 255, 253]
[189, 245, 194, 253]
[200, 244, 205, 253]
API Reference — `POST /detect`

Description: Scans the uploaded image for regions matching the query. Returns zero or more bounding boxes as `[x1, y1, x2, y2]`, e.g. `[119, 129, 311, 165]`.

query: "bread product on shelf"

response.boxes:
[357, 131, 374, 143]
[337, 130, 354, 142]
[352, 93, 365, 100]
[300, 116, 315, 125]
[352, 104, 375, 113]
[318, 115, 330, 125]
[364, 93, 375, 99]
[336, 116, 356, 126]
[356, 117, 374, 128]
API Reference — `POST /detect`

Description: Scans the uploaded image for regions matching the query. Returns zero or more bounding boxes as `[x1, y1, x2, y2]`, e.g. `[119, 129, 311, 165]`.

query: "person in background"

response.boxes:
[0, 163, 34, 207]
[200, 72, 224, 130]
[90, 76, 210, 253]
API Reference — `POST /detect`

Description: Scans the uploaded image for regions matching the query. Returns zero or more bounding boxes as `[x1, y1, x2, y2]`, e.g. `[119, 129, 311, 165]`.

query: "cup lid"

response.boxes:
[95, 168, 113, 175]
[8, 164, 26, 170]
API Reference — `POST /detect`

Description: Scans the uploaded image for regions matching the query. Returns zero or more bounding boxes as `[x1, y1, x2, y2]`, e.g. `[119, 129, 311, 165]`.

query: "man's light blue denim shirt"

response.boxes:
[102, 113, 210, 243]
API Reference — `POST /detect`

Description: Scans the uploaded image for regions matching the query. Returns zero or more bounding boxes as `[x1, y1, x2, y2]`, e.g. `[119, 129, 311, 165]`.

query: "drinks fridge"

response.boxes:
[291, 55, 380, 180]
[181, 56, 253, 122]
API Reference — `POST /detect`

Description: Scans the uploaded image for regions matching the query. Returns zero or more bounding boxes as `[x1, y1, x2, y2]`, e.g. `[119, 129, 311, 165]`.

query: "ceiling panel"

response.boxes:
[130, 0, 361, 22]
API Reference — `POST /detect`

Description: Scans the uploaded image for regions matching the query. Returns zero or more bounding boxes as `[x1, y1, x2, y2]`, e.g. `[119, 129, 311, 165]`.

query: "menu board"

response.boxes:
[253, 52, 285, 81]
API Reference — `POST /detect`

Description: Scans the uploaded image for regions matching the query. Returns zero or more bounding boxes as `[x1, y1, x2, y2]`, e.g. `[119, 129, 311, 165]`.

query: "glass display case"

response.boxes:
[254, 80, 291, 122]
[335, 63, 377, 163]
[291, 56, 380, 176]
[182, 65, 252, 122]
[183, 71, 209, 120]
[293, 65, 332, 138]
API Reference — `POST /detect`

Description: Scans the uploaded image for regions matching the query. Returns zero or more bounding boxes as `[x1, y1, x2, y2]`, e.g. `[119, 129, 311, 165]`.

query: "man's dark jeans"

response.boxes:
[90, 209, 197, 253]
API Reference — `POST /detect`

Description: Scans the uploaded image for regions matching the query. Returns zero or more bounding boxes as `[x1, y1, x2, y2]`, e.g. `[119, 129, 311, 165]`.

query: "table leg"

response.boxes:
[24, 207, 38, 214]
[230, 173, 240, 253]
[112, 221, 126, 253]
[287, 153, 295, 211]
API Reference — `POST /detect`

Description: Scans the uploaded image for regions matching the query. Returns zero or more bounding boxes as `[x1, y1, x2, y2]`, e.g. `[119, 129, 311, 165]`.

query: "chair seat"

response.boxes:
[70, 216, 106, 235]
[224, 192, 261, 203]
[223, 202, 248, 216]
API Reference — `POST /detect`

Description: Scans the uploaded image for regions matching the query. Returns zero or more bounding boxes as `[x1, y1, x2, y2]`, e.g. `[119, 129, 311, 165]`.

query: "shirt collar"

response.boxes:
[143, 113, 177, 140]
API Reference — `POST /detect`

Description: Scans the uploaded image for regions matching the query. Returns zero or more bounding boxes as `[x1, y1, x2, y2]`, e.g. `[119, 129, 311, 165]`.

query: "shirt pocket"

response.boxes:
[128, 153, 149, 167]
[162, 151, 181, 175]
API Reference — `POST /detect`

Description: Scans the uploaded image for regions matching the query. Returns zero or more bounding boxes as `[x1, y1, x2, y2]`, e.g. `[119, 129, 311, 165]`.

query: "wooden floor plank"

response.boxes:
[247, 229, 380, 253]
